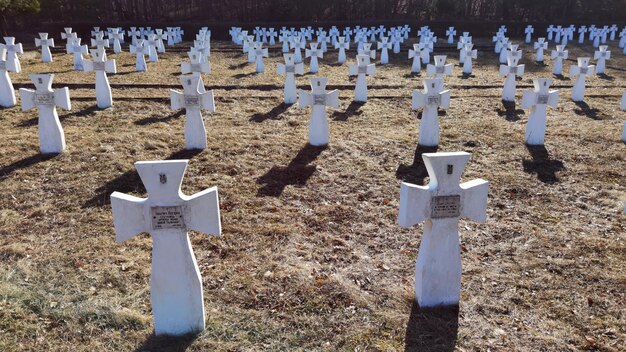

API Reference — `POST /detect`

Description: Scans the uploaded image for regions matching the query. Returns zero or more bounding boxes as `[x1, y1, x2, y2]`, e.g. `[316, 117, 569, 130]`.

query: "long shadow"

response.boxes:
[573, 101, 604, 120]
[135, 332, 198, 352]
[522, 145, 565, 184]
[552, 73, 569, 81]
[167, 149, 203, 160]
[403, 72, 421, 78]
[497, 100, 524, 122]
[232, 72, 258, 79]
[596, 73, 614, 81]
[17, 104, 101, 127]
[135, 110, 185, 126]
[396, 145, 438, 185]
[257, 144, 326, 197]
[249, 102, 291, 122]
[404, 301, 459, 352]
[228, 62, 249, 70]
[333, 101, 364, 121]
[458, 73, 474, 80]
[83, 169, 144, 207]
[0, 154, 56, 181]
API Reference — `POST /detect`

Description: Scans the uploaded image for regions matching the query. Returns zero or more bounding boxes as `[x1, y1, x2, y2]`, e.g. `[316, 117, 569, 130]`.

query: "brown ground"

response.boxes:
[0, 36, 624, 352]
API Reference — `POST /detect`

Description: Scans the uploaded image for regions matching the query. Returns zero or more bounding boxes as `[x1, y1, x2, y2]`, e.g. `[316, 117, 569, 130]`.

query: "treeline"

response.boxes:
[2, 0, 625, 34]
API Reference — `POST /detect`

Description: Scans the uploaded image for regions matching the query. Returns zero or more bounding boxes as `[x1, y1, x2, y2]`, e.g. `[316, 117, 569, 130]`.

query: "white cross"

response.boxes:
[110, 159, 221, 336]
[170, 75, 215, 150]
[109, 29, 124, 54]
[534, 38, 548, 62]
[155, 29, 168, 53]
[335, 36, 350, 65]
[399, 151, 489, 307]
[251, 42, 269, 73]
[550, 45, 569, 75]
[500, 56, 525, 101]
[182, 51, 211, 86]
[457, 36, 472, 64]
[298, 77, 340, 146]
[525, 25, 534, 43]
[460, 44, 478, 75]
[0, 47, 17, 107]
[358, 43, 376, 60]
[129, 40, 150, 72]
[146, 34, 159, 62]
[521, 78, 559, 145]
[305, 42, 323, 73]
[65, 38, 88, 71]
[412, 78, 451, 147]
[426, 55, 453, 78]
[290, 36, 306, 64]
[91, 32, 110, 52]
[408, 43, 425, 73]
[594, 46, 611, 74]
[446, 27, 456, 44]
[19, 74, 71, 154]
[2, 37, 24, 73]
[128, 27, 141, 45]
[569, 57, 595, 102]
[60, 28, 75, 43]
[277, 53, 304, 104]
[83, 48, 117, 109]
[349, 54, 376, 103]
[35, 33, 55, 63]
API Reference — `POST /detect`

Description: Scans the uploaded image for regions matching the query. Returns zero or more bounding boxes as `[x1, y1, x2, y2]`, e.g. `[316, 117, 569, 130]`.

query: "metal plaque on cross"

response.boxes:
[35, 93, 55, 106]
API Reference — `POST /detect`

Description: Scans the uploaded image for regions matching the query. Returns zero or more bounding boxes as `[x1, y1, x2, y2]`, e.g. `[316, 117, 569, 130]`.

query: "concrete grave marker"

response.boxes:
[128, 27, 141, 46]
[298, 77, 339, 146]
[83, 47, 117, 109]
[155, 29, 168, 53]
[109, 28, 124, 54]
[525, 25, 534, 44]
[170, 75, 215, 150]
[446, 27, 456, 44]
[460, 44, 477, 75]
[398, 151, 489, 307]
[66, 38, 88, 71]
[60, 27, 75, 43]
[182, 52, 211, 93]
[91, 33, 110, 59]
[534, 38, 548, 63]
[457, 36, 472, 64]
[594, 46, 611, 75]
[290, 36, 306, 64]
[2, 37, 23, 73]
[129, 40, 149, 72]
[0, 47, 17, 107]
[426, 55, 453, 79]
[550, 45, 568, 75]
[578, 26, 588, 44]
[19, 74, 71, 154]
[111, 159, 221, 336]
[547, 25, 555, 41]
[521, 78, 559, 145]
[499, 56, 525, 102]
[348, 54, 376, 103]
[335, 37, 349, 64]
[146, 34, 159, 62]
[412, 78, 451, 147]
[569, 57, 595, 102]
[277, 53, 304, 104]
[377, 37, 393, 64]
[305, 42, 323, 73]
[498, 38, 511, 64]
[408, 43, 425, 73]
[358, 42, 376, 60]
[251, 42, 269, 73]
[268, 28, 278, 45]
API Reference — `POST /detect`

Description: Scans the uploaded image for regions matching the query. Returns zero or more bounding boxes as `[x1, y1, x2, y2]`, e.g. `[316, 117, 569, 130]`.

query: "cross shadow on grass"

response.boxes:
[573, 101, 604, 120]
[333, 101, 364, 121]
[596, 73, 614, 81]
[257, 144, 326, 197]
[396, 145, 438, 185]
[135, 332, 198, 352]
[404, 301, 459, 352]
[83, 169, 144, 207]
[0, 154, 57, 181]
[497, 100, 524, 122]
[17, 104, 101, 127]
[135, 110, 185, 126]
[249, 102, 292, 122]
[522, 145, 565, 184]
[232, 71, 259, 79]
[229, 61, 249, 70]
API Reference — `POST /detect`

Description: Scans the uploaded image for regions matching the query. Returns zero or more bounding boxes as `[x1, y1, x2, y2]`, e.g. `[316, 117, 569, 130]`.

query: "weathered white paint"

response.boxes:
[170, 75, 215, 150]
[521, 78, 559, 145]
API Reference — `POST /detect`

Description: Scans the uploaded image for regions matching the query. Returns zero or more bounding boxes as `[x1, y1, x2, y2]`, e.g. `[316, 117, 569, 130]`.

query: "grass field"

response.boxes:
[0, 36, 625, 351]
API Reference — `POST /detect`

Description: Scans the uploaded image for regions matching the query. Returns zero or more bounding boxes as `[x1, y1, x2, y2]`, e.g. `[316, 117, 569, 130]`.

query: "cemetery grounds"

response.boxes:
[0, 37, 624, 351]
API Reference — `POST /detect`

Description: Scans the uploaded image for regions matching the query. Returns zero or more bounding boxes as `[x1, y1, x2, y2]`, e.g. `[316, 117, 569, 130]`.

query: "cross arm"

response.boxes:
[19, 88, 36, 111]
[298, 90, 313, 108]
[398, 182, 431, 228]
[54, 87, 71, 110]
[460, 179, 489, 223]
[439, 90, 451, 109]
[110, 192, 149, 243]
[170, 90, 185, 111]
[181, 186, 222, 236]
[521, 91, 536, 109]
[326, 90, 340, 109]
[348, 64, 358, 76]
[411, 90, 425, 110]
[200, 91, 216, 112]
[105, 59, 117, 74]
[547, 90, 560, 108]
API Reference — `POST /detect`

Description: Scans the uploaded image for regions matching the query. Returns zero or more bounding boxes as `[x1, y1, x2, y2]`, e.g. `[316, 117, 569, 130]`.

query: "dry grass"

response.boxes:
[0, 37, 624, 351]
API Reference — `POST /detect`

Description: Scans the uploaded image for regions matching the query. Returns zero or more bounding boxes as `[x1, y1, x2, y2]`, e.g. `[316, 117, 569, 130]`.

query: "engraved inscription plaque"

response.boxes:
[427, 95, 441, 105]
[285, 65, 295, 73]
[431, 195, 461, 219]
[151, 206, 186, 230]
[558, 52, 565, 57]
[436, 66, 445, 74]
[35, 93, 55, 106]
[580, 67, 588, 75]
[73, 46, 83, 53]
[93, 61, 105, 71]
[190, 64, 201, 72]
[358, 65, 368, 74]
[0, 61, 5, 71]
[509, 66, 517, 74]
[313, 94, 326, 105]
[537, 95, 549, 104]
[184, 95, 200, 107]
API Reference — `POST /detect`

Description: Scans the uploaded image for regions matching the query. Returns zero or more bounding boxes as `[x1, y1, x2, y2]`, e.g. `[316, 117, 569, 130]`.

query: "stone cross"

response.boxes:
[279, 33, 291, 53]
[497, 38, 510, 64]
[358, 43, 376, 60]
[460, 44, 477, 75]
[554, 26, 563, 43]
[547, 25, 555, 41]
[129, 40, 150, 72]
[499, 56, 525, 102]
[91, 33, 110, 58]
[170, 75, 216, 150]
[277, 53, 304, 104]
[91, 27, 102, 38]
[420, 38, 435, 64]
[501, 42, 521, 65]
[609, 24, 618, 41]
[290, 36, 306, 64]
[146, 34, 159, 62]
[182, 52, 211, 93]
[305, 42, 323, 73]
[521, 78, 559, 145]
[2, 37, 24, 73]
[457, 36, 472, 64]
[550, 45, 569, 75]
[348, 54, 376, 103]
[65, 37, 88, 71]
[251, 42, 269, 73]
[109, 28, 124, 54]
[60, 28, 76, 46]
[534, 38, 548, 62]
[408, 43, 425, 73]
[569, 57, 595, 102]
[377, 37, 393, 64]
[267, 28, 278, 45]
[35, 33, 54, 63]
[0, 47, 17, 107]
[426, 55, 453, 79]
[335, 37, 349, 64]
[128, 27, 141, 45]
[155, 29, 168, 53]
[298, 77, 339, 146]
[391, 33, 402, 54]
[83, 48, 117, 109]
[398, 151, 489, 307]
[525, 25, 534, 43]
[594, 46, 611, 75]
[446, 27, 456, 44]
[412, 78, 451, 147]
[19, 74, 71, 154]
[191, 40, 210, 64]
[110, 159, 221, 336]
[578, 26, 588, 44]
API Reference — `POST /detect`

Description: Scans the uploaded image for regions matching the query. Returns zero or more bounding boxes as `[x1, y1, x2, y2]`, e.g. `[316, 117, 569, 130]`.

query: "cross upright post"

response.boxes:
[298, 77, 339, 146]
[569, 58, 595, 101]
[170, 75, 216, 150]
[348, 54, 376, 103]
[521, 78, 560, 145]
[83, 47, 117, 108]
[412, 78, 451, 147]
